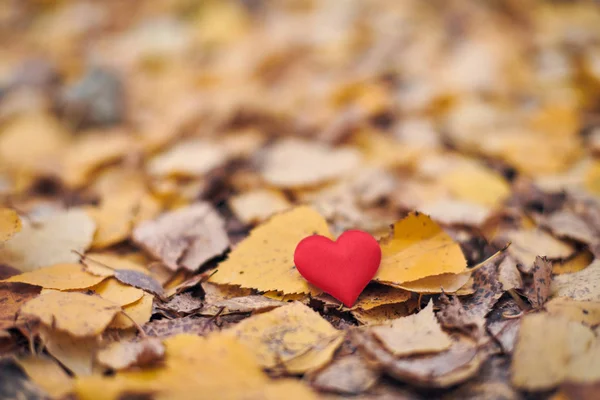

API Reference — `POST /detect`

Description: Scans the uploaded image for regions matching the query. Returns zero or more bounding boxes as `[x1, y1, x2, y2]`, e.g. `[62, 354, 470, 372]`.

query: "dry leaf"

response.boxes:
[567, 336, 600, 383]
[143, 315, 239, 338]
[4, 263, 107, 290]
[96, 338, 165, 370]
[201, 295, 285, 316]
[89, 278, 144, 306]
[114, 269, 164, 297]
[553, 251, 594, 275]
[541, 210, 597, 244]
[440, 163, 510, 207]
[148, 139, 229, 178]
[21, 291, 121, 337]
[396, 272, 472, 294]
[75, 334, 318, 400]
[309, 354, 379, 395]
[552, 260, 600, 301]
[201, 282, 253, 303]
[317, 283, 411, 311]
[225, 302, 343, 373]
[546, 297, 600, 326]
[39, 326, 99, 376]
[0, 282, 40, 331]
[133, 202, 229, 271]
[437, 294, 485, 339]
[0, 208, 21, 242]
[525, 256, 552, 309]
[0, 209, 96, 272]
[512, 313, 595, 390]
[210, 206, 330, 294]
[261, 138, 361, 188]
[505, 228, 575, 273]
[16, 355, 74, 398]
[351, 303, 412, 325]
[376, 212, 467, 285]
[229, 189, 291, 224]
[109, 292, 153, 330]
[372, 300, 452, 356]
[497, 255, 523, 290]
[419, 199, 492, 227]
[355, 331, 483, 388]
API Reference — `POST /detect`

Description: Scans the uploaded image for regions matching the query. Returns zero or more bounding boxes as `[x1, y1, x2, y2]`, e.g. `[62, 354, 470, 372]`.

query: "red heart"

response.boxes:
[294, 230, 382, 307]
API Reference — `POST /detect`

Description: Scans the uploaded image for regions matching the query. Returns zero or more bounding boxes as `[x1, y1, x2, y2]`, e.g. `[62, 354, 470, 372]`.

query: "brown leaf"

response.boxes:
[0, 282, 40, 331]
[436, 294, 485, 340]
[551, 260, 600, 301]
[525, 256, 552, 309]
[143, 315, 242, 338]
[355, 331, 484, 388]
[201, 295, 286, 316]
[540, 210, 597, 245]
[114, 269, 164, 297]
[133, 202, 229, 271]
[308, 354, 379, 395]
[96, 338, 165, 370]
[156, 292, 203, 316]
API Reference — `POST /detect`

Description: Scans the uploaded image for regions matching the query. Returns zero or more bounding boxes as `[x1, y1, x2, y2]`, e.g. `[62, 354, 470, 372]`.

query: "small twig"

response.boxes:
[119, 311, 147, 338]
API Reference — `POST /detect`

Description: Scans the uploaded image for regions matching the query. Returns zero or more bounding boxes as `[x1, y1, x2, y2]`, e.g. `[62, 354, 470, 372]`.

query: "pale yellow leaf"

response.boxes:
[546, 297, 600, 326]
[552, 260, 600, 301]
[210, 206, 330, 294]
[4, 263, 107, 290]
[109, 292, 153, 329]
[39, 326, 99, 376]
[89, 278, 144, 307]
[376, 212, 467, 285]
[229, 189, 291, 224]
[16, 355, 74, 398]
[0, 208, 21, 242]
[505, 229, 576, 273]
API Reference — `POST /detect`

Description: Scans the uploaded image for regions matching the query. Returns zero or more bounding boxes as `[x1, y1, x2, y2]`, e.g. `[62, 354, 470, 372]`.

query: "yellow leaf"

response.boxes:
[0, 208, 21, 242]
[148, 139, 230, 178]
[61, 131, 135, 187]
[110, 292, 153, 329]
[553, 251, 594, 275]
[16, 355, 74, 398]
[505, 228, 575, 273]
[39, 326, 99, 376]
[21, 291, 121, 337]
[552, 260, 600, 301]
[371, 300, 452, 356]
[0, 209, 96, 272]
[440, 163, 510, 207]
[96, 338, 165, 370]
[229, 189, 291, 224]
[4, 263, 107, 290]
[512, 313, 595, 390]
[317, 283, 411, 310]
[353, 129, 419, 169]
[376, 212, 467, 285]
[83, 253, 152, 275]
[89, 278, 144, 307]
[210, 206, 330, 294]
[224, 302, 343, 372]
[585, 161, 600, 195]
[396, 272, 472, 294]
[75, 334, 318, 400]
[546, 297, 600, 326]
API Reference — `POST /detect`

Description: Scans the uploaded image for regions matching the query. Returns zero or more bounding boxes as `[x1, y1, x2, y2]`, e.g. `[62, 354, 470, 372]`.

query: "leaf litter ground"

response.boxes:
[1, 1, 600, 399]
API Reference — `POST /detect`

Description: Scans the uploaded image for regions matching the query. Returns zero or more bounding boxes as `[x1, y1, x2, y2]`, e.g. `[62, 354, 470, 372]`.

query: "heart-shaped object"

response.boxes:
[294, 230, 382, 307]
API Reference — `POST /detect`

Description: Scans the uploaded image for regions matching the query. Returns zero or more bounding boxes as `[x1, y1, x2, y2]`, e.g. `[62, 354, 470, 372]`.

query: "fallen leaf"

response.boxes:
[114, 269, 164, 297]
[0, 358, 47, 400]
[440, 163, 510, 207]
[229, 189, 291, 224]
[351, 303, 412, 325]
[143, 315, 241, 338]
[4, 263, 107, 290]
[541, 210, 597, 244]
[15, 355, 74, 398]
[147, 139, 230, 178]
[21, 291, 121, 337]
[355, 331, 483, 388]
[39, 326, 99, 376]
[505, 228, 575, 273]
[511, 313, 595, 390]
[0, 209, 96, 272]
[371, 300, 452, 356]
[0, 209, 21, 242]
[396, 272, 472, 294]
[201, 295, 285, 316]
[156, 292, 203, 316]
[133, 202, 229, 271]
[89, 278, 144, 306]
[308, 354, 379, 395]
[201, 281, 253, 303]
[546, 297, 600, 326]
[525, 256, 552, 309]
[497, 255, 523, 290]
[553, 251, 594, 275]
[458, 261, 504, 319]
[97, 338, 165, 370]
[210, 206, 330, 294]
[437, 293, 485, 340]
[566, 336, 600, 383]
[552, 260, 600, 301]
[225, 302, 343, 373]
[0, 283, 40, 331]
[418, 199, 492, 227]
[109, 292, 153, 329]
[75, 334, 318, 400]
[260, 138, 361, 188]
[376, 212, 467, 285]
[317, 283, 411, 311]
